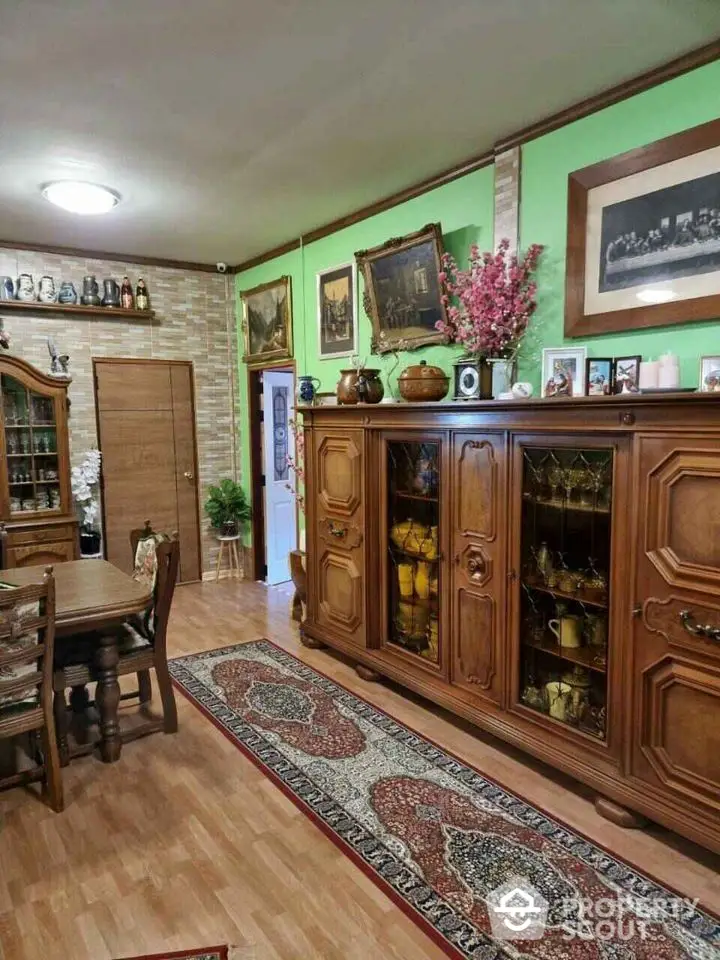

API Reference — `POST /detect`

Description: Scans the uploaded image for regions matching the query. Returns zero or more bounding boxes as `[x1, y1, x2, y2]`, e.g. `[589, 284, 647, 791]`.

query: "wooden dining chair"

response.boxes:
[0, 567, 63, 811]
[53, 523, 180, 762]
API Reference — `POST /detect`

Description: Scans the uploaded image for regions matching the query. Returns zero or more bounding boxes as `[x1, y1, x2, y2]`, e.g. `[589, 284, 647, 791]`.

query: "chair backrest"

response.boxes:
[0, 567, 55, 726]
[129, 521, 180, 651]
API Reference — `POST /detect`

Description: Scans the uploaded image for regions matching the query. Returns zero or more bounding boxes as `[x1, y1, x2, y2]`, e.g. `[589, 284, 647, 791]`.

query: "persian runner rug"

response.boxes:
[170, 642, 719, 960]
[117, 949, 228, 960]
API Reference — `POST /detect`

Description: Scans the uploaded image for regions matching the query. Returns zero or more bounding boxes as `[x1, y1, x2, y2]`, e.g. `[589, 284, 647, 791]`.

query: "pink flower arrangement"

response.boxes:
[437, 238, 543, 359]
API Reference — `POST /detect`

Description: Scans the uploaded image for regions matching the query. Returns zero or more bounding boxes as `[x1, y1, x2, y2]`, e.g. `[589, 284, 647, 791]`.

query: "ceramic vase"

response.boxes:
[0, 276, 14, 301]
[58, 281, 78, 304]
[15, 273, 35, 302]
[81, 275, 101, 306]
[297, 375, 321, 404]
[37, 275, 58, 303]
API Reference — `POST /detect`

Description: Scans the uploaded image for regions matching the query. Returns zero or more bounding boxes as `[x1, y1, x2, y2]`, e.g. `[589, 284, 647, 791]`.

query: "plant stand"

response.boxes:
[215, 535, 244, 582]
[289, 548, 307, 622]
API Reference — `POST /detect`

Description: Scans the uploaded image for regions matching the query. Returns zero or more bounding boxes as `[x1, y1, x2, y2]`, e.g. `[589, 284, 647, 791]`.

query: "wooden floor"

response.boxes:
[1, 578, 719, 960]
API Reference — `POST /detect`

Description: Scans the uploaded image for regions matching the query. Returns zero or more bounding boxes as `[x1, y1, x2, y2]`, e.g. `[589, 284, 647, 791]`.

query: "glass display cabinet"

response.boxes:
[516, 444, 612, 741]
[0, 356, 78, 567]
[385, 439, 441, 665]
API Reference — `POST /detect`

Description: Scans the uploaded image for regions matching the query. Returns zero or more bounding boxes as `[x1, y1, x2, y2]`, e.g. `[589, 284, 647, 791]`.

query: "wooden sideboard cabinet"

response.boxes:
[299, 395, 720, 853]
[0, 355, 79, 567]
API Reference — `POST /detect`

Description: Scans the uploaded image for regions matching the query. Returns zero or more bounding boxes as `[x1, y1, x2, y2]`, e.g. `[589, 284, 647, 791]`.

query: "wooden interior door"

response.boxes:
[631, 435, 720, 819]
[94, 359, 201, 582]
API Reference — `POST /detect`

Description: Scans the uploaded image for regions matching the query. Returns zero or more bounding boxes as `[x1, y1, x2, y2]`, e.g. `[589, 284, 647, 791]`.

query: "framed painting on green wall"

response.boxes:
[317, 262, 357, 359]
[241, 275, 293, 365]
[565, 117, 720, 339]
[355, 222, 448, 353]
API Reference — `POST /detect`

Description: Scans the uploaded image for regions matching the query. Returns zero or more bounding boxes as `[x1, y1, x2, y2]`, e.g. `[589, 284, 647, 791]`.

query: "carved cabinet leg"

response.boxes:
[355, 664, 381, 682]
[94, 634, 122, 763]
[595, 796, 648, 830]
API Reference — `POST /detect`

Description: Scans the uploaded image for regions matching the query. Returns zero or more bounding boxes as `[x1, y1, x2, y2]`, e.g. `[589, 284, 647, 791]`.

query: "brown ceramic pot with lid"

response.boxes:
[398, 360, 450, 402]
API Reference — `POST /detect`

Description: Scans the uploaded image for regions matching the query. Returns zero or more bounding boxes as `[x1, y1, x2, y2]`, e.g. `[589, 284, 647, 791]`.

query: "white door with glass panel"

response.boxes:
[262, 370, 297, 584]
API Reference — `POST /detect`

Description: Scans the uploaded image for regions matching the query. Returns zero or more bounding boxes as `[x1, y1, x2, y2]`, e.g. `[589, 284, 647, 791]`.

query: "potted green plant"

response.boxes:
[205, 478, 251, 538]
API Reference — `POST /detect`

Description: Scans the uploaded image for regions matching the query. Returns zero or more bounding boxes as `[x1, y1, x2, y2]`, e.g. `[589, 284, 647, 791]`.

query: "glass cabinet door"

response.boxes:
[517, 444, 612, 741]
[385, 439, 441, 665]
[2, 374, 62, 517]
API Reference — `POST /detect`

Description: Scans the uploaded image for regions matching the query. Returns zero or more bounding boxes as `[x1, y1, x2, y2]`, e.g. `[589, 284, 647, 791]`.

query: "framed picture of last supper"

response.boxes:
[565, 117, 720, 338]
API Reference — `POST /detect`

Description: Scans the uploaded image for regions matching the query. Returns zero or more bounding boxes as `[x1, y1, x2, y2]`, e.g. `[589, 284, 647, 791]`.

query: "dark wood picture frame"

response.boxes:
[565, 117, 720, 338]
[355, 222, 448, 353]
[613, 355, 642, 394]
[585, 357, 614, 396]
[241, 275, 293, 366]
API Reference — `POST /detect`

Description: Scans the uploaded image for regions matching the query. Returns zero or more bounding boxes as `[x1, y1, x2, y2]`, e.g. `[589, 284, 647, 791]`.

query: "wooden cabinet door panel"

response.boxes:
[316, 547, 364, 643]
[633, 435, 720, 815]
[308, 429, 365, 646]
[451, 433, 506, 705]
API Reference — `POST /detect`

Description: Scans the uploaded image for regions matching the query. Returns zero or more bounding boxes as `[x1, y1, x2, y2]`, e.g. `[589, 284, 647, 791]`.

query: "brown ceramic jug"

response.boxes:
[336, 368, 384, 404]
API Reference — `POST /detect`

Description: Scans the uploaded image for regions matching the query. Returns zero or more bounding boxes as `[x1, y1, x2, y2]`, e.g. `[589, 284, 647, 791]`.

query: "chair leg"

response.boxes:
[138, 670, 152, 705]
[155, 659, 178, 734]
[53, 689, 70, 767]
[69, 684, 90, 715]
[40, 720, 64, 813]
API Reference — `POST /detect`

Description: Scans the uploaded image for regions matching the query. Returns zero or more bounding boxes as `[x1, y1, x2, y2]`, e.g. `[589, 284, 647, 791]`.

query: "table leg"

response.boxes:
[94, 633, 122, 763]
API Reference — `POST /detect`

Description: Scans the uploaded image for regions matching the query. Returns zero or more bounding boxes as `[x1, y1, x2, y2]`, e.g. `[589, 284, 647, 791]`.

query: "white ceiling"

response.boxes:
[1, 0, 719, 266]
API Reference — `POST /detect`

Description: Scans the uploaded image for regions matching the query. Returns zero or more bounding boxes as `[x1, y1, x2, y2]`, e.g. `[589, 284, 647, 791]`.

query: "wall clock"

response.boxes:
[453, 358, 484, 400]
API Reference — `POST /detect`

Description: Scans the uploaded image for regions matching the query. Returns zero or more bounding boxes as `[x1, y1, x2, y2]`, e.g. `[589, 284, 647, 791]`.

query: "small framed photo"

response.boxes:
[317, 262, 358, 359]
[542, 347, 587, 398]
[699, 355, 720, 392]
[585, 357, 614, 396]
[613, 355, 641, 394]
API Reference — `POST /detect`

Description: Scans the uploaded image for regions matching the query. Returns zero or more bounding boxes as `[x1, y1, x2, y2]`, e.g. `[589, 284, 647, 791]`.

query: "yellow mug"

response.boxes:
[548, 614, 582, 648]
[397, 563, 414, 599]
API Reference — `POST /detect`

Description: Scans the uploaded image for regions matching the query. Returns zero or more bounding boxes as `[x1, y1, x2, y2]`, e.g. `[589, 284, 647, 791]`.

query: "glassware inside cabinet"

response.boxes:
[519, 446, 612, 741]
[386, 440, 440, 663]
[3, 375, 61, 515]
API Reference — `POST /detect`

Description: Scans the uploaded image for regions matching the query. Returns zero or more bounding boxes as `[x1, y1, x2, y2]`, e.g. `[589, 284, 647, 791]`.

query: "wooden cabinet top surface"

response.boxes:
[299, 392, 720, 431]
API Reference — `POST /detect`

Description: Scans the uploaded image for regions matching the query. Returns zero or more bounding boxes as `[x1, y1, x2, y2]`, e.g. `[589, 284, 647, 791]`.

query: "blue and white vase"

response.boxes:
[0, 276, 14, 301]
[58, 281, 78, 304]
[15, 273, 35, 302]
[297, 375, 321, 404]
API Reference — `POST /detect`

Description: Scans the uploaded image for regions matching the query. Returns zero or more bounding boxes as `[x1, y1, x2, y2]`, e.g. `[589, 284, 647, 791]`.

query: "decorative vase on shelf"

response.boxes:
[297, 375, 321, 404]
[102, 278, 120, 307]
[487, 356, 516, 399]
[15, 273, 35, 302]
[81, 275, 101, 306]
[58, 281, 78, 304]
[0, 276, 14, 301]
[37, 275, 58, 303]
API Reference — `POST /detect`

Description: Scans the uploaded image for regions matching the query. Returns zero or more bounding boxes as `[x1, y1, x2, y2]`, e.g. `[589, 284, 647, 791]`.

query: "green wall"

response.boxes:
[236, 166, 495, 507]
[237, 59, 720, 509]
[520, 58, 720, 390]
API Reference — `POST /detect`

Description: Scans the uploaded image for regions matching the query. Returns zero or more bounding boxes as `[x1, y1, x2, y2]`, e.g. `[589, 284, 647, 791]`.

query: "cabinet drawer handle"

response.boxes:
[679, 609, 720, 642]
[328, 520, 346, 539]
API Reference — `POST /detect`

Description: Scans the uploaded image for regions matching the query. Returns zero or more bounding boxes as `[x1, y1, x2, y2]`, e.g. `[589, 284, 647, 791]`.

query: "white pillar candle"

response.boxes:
[638, 361, 659, 390]
[658, 353, 680, 389]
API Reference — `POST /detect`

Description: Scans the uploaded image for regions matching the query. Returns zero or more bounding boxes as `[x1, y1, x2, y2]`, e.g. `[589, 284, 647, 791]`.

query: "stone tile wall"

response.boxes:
[494, 146, 521, 254]
[0, 247, 239, 576]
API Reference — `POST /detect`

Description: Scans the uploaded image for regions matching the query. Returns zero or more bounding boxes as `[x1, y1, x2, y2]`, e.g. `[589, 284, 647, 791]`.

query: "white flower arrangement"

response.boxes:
[71, 449, 102, 530]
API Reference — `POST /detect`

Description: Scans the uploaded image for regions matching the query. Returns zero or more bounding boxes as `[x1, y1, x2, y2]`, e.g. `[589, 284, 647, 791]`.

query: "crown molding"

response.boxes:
[231, 38, 720, 276]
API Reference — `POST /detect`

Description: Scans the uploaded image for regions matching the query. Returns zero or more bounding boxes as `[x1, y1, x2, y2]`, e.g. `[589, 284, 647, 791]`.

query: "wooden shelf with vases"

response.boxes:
[0, 300, 156, 321]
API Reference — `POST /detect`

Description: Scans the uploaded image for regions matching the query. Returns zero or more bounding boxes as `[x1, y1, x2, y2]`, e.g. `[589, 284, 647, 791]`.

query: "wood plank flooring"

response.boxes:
[1, 578, 719, 960]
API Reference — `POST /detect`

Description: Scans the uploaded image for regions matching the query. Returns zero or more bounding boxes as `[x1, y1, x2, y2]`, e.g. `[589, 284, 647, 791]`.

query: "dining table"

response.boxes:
[0, 559, 151, 763]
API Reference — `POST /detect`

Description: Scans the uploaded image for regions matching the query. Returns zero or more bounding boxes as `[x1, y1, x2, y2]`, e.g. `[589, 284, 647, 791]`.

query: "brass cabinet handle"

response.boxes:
[184, 470, 194, 480]
[328, 520, 346, 539]
[679, 609, 720, 642]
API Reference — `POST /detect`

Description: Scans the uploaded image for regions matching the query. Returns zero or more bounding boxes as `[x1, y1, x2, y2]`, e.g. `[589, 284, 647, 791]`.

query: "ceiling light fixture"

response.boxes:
[636, 288, 677, 304]
[41, 180, 120, 215]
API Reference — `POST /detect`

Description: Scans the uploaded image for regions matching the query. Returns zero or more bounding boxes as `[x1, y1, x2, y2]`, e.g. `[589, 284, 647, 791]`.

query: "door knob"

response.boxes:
[184, 470, 194, 480]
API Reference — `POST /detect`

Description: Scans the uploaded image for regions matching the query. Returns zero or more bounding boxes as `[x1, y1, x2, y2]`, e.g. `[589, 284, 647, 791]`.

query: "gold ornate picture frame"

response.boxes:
[355, 223, 448, 353]
[241, 275, 293, 365]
